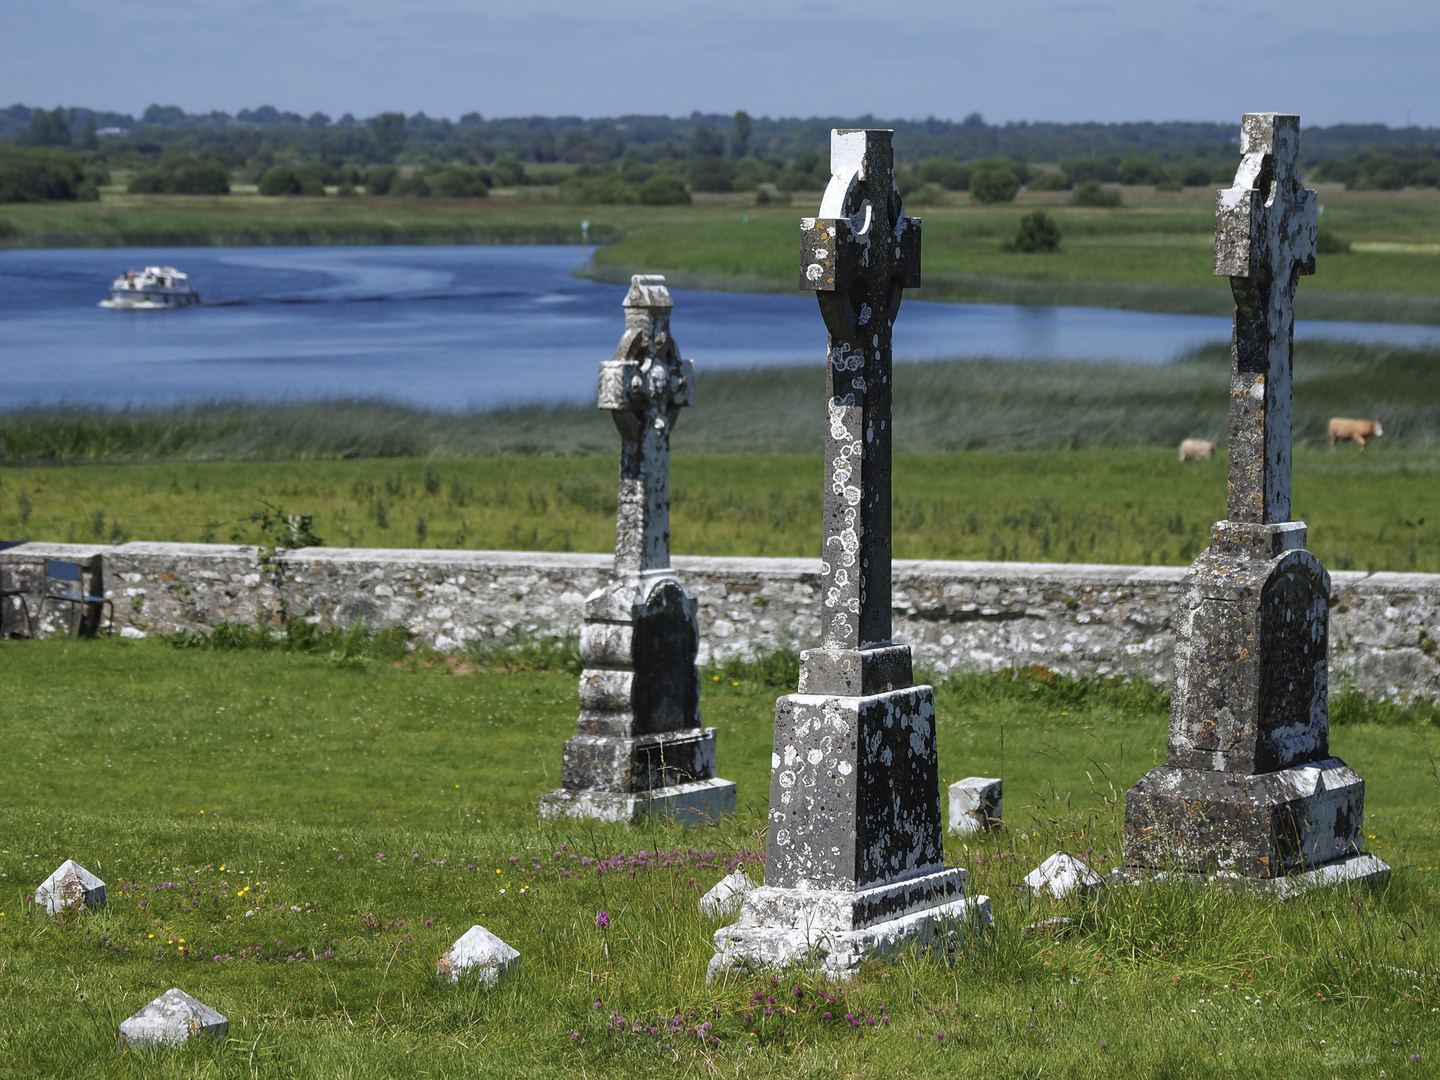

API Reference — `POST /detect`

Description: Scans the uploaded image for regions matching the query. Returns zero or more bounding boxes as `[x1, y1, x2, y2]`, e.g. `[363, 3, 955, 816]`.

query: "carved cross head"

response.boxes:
[1215, 113, 1317, 299]
[800, 130, 921, 341]
[598, 275, 694, 439]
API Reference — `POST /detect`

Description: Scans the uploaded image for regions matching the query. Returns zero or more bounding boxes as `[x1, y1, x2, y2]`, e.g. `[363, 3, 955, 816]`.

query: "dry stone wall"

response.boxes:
[3, 541, 1437, 702]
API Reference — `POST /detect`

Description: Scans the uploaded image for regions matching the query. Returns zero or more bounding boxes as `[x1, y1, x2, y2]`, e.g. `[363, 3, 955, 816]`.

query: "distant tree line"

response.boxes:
[3, 102, 1440, 203]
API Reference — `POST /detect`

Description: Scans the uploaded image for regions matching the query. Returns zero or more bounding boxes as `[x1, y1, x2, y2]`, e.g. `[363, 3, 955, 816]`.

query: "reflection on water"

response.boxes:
[1, 245, 1437, 410]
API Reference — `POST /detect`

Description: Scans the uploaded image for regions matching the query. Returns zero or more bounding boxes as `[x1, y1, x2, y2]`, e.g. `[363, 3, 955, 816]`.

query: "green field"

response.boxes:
[1, 638, 1437, 1078]
[4, 185, 1440, 321]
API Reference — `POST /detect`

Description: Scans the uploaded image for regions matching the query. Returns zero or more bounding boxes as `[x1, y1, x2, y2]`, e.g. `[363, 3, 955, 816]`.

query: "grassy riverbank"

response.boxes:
[3, 185, 1440, 321]
[1, 639, 1437, 1078]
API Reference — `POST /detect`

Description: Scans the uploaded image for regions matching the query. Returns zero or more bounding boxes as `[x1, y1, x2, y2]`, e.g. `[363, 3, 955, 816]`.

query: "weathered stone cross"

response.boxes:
[599, 275, 692, 574]
[1215, 112, 1317, 526]
[800, 129, 921, 651]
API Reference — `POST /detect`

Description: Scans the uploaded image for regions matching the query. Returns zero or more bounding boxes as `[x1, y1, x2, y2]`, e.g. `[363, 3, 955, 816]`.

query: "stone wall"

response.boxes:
[3, 541, 1437, 702]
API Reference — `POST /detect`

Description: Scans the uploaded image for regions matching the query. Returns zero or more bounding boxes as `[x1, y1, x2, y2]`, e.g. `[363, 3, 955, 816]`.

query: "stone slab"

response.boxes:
[1110, 851, 1390, 899]
[436, 925, 520, 987]
[698, 870, 755, 918]
[36, 860, 106, 915]
[709, 894, 991, 981]
[117, 988, 228, 1049]
[1024, 853, 1102, 899]
[540, 777, 736, 826]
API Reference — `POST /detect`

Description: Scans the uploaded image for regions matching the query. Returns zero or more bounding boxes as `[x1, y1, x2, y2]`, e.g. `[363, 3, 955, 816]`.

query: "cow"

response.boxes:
[1328, 418, 1383, 449]
[1179, 438, 1216, 462]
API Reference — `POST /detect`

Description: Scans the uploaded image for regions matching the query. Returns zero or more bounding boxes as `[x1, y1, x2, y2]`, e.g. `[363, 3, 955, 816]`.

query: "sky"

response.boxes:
[3, 0, 1437, 128]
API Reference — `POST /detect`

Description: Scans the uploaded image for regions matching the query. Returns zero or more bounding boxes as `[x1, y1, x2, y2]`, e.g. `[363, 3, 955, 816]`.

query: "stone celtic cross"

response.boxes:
[1215, 112, 1317, 525]
[800, 129, 921, 651]
[599, 275, 692, 573]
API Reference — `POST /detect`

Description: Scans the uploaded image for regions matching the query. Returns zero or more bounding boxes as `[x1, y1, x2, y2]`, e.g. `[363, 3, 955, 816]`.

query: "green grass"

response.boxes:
[3, 342, 1439, 570]
[1, 638, 1438, 1077]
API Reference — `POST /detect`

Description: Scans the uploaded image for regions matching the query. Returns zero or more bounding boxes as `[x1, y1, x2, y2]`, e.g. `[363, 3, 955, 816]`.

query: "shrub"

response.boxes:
[392, 173, 431, 197]
[775, 152, 829, 192]
[0, 216, 18, 239]
[916, 157, 972, 190]
[127, 155, 230, 195]
[1061, 158, 1119, 184]
[638, 174, 691, 205]
[689, 155, 735, 193]
[970, 165, 1020, 204]
[1316, 229, 1352, 255]
[1005, 210, 1062, 253]
[491, 157, 528, 186]
[258, 166, 324, 196]
[1117, 157, 1166, 185]
[428, 166, 490, 198]
[1072, 179, 1122, 207]
[1178, 163, 1217, 187]
[560, 169, 636, 204]
[365, 166, 398, 195]
[1027, 169, 1071, 191]
[0, 148, 89, 202]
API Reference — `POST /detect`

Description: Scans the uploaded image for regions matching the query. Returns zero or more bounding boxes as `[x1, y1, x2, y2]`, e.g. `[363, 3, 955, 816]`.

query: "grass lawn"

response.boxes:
[4, 444, 1439, 572]
[4, 185, 1440, 321]
[1, 637, 1438, 1077]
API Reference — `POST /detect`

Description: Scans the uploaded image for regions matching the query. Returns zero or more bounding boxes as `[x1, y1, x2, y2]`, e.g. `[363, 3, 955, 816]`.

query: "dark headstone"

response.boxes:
[710, 131, 988, 979]
[1123, 115, 1388, 891]
[540, 276, 736, 825]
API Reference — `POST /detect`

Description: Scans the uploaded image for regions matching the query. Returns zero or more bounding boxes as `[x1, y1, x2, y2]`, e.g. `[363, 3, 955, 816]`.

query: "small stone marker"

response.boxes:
[35, 859, 106, 914]
[117, 988, 228, 1049]
[539, 276, 737, 826]
[698, 870, 754, 918]
[710, 130, 988, 981]
[948, 777, 1002, 834]
[1024, 853, 1102, 900]
[436, 925, 520, 987]
[1123, 115, 1388, 892]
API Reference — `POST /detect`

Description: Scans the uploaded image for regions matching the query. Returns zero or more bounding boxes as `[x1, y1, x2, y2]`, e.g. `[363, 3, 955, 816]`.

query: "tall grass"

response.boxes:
[3, 341, 1438, 463]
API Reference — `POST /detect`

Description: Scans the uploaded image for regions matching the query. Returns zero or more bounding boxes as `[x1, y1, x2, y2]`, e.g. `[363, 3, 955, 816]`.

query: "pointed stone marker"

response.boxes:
[948, 777, 1002, 834]
[35, 859, 106, 915]
[709, 130, 988, 981]
[1122, 114, 1388, 893]
[540, 275, 736, 825]
[436, 925, 520, 987]
[1024, 853, 1102, 900]
[117, 988, 228, 1048]
[698, 870, 755, 918]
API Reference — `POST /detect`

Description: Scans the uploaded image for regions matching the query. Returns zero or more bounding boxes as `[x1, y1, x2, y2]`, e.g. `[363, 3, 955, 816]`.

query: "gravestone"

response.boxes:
[540, 275, 737, 825]
[1123, 114, 1389, 889]
[710, 130, 988, 979]
[437, 925, 520, 986]
[36, 859, 106, 914]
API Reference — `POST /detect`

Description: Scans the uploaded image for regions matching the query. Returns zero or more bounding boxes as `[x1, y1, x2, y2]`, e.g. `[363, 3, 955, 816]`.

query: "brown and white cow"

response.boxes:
[1178, 438, 1216, 461]
[1328, 418, 1383, 449]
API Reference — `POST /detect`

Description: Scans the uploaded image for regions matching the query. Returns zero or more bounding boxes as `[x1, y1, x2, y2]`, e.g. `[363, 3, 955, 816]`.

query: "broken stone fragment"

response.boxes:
[117, 988, 228, 1049]
[35, 859, 106, 915]
[698, 870, 754, 918]
[436, 925, 520, 987]
[948, 777, 1002, 834]
[1024, 853, 1103, 900]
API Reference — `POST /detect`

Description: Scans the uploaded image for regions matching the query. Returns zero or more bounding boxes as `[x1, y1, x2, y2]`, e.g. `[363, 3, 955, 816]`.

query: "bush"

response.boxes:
[365, 166, 398, 195]
[1117, 157, 1166, 185]
[127, 154, 230, 195]
[0, 148, 89, 202]
[560, 168, 636, 204]
[775, 152, 829, 192]
[428, 166, 490, 198]
[258, 165, 324, 196]
[638, 174, 691, 205]
[916, 157, 972, 190]
[1061, 157, 1119, 184]
[970, 165, 1020, 204]
[689, 155, 735, 193]
[0, 216, 18, 239]
[1027, 169, 1071, 191]
[391, 173, 431, 197]
[1072, 179, 1122, 207]
[1005, 210, 1061, 253]
[491, 158, 528, 186]
[1316, 229, 1352, 255]
[1178, 163, 1217, 187]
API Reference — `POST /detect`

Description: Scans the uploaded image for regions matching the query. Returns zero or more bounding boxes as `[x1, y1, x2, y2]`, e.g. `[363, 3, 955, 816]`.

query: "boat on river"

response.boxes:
[100, 266, 201, 309]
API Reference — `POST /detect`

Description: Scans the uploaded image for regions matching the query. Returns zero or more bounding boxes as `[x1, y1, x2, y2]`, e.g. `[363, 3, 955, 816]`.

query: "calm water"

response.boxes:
[3, 245, 1439, 410]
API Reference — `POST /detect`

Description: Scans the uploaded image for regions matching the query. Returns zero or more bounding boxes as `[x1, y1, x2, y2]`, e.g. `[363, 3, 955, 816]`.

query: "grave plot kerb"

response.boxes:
[540, 276, 736, 825]
[711, 130, 988, 980]
[1122, 114, 1387, 888]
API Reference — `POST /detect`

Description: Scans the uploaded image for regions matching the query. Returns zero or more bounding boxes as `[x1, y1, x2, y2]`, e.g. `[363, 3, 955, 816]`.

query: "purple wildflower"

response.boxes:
[596, 910, 610, 930]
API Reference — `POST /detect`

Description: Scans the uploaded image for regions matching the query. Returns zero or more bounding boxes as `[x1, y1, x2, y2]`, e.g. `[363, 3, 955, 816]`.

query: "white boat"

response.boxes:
[100, 266, 201, 309]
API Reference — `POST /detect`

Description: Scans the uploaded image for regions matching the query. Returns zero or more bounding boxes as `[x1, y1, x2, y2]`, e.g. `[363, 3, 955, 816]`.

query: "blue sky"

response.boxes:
[3, 0, 1436, 127]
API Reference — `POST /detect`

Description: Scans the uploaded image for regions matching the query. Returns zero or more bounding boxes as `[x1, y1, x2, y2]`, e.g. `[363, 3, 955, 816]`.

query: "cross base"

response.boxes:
[540, 777, 736, 826]
[708, 877, 991, 981]
[1111, 853, 1390, 900]
[1124, 757, 1372, 878]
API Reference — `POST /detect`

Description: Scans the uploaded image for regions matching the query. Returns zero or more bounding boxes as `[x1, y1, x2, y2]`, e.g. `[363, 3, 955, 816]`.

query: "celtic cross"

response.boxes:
[1215, 113, 1317, 526]
[597, 275, 693, 574]
[799, 129, 921, 650]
